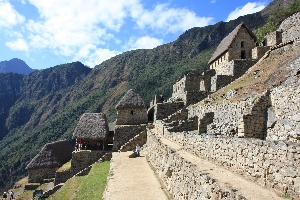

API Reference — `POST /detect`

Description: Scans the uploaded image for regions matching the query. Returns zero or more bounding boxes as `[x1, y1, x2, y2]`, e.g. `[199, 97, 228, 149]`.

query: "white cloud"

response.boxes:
[3, 0, 216, 67]
[134, 4, 214, 34]
[210, 0, 216, 3]
[125, 36, 163, 50]
[226, 2, 266, 22]
[0, 0, 25, 28]
[81, 48, 120, 68]
[6, 38, 29, 51]
[22, 0, 140, 59]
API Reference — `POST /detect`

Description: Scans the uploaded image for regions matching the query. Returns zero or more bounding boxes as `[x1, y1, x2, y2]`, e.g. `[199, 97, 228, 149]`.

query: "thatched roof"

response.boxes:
[72, 113, 109, 140]
[26, 140, 73, 170]
[115, 89, 147, 109]
[208, 23, 256, 64]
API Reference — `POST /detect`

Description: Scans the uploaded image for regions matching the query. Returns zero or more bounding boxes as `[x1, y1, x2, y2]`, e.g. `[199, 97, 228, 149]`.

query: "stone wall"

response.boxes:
[24, 184, 40, 190]
[187, 91, 270, 138]
[54, 170, 70, 185]
[210, 75, 234, 92]
[252, 46, 270, 59]
[185, 91, 208, 106]
[279, 12, 300, 43]
[172, 73, 203, 96]
[146, 130, 246, 200]
[70, 150, 108, 175]
[154, 102, 185, 121]
[161, 130, 300, 199]
[28, 168, 57, 183]
[210, 52, 229, 70]
[120, 130, 147, 152]
[266, 56, 300, 142]
[112, 125, 146, 151]
[116, 107, 148, 125]
[164, 108, 188, 123]
[263, 31, 282, 46]
[55, 152, 112, 185]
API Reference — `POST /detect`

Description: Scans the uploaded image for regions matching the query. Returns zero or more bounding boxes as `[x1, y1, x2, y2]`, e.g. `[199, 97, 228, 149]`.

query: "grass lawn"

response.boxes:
[50, 161, 110, 200]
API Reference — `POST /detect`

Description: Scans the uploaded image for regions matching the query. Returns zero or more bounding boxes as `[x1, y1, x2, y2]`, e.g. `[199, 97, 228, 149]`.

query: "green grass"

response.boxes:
[281, 193, 290, 199]
[50, 161, 110, 200]
[57, 160, 72, 172]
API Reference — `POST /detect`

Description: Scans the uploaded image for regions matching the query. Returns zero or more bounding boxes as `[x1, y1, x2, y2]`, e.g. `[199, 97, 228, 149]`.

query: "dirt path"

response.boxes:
[103, 151, 169, 200]
[160, 137, 284, 200]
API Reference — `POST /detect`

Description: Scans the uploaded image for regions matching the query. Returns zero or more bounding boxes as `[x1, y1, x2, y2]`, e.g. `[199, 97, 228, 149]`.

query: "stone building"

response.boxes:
[72, 113, 109, 150]
[115, 89, 148, 125]
[206, 23, 258, 92]
[171, 73, 208, 106]
[113, 89, 148, 151]
[208, 22, 257, 74]
[26, 140, 73, 183]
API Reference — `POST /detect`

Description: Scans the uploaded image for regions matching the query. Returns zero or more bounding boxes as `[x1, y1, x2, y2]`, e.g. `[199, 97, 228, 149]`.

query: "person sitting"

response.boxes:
[135, 144, 141, 157]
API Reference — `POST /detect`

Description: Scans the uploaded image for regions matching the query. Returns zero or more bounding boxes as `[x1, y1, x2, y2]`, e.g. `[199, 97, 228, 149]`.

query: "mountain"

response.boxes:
[0, 58, 36, 75]
[0, 0, 297, 191]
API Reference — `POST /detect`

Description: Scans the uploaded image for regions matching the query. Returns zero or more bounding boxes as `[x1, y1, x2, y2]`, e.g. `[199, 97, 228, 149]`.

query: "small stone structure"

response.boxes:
[113, 89, 148, 151]
[115, 89, 148, 125]
[171, 73, 208, 106]
[26, 140, 73, 183]
[72, 113, 109, 149]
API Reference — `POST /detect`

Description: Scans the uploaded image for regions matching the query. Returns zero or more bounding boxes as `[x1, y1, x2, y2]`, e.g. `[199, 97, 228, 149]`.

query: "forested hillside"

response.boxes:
[0, 0, 297, 191]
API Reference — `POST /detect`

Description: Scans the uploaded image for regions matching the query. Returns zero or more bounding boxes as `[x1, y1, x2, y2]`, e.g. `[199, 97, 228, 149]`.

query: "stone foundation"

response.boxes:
[112, 125, 147, 151]
[54, 170, 70, 185]
[70, 150, 109, 175]
[28, 168, 57, 183]
[154, 102, 185, 121]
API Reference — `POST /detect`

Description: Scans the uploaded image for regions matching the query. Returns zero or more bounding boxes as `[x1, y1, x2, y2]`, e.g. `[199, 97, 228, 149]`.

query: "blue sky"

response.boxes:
[0, 0, 272, 69]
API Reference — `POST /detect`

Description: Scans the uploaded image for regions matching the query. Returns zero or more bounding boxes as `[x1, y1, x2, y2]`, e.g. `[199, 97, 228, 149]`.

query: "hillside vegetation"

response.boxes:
[0, 0, 297, 191]
[255, 0, 300, 43]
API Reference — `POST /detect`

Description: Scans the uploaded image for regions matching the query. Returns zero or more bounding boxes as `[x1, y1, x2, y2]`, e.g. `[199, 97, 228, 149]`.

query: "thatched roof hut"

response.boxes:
[115, 89, 147, 109]
[26, 140, 73, 170]
[72, 113, 109, 140]
[208, 22, 256, 64]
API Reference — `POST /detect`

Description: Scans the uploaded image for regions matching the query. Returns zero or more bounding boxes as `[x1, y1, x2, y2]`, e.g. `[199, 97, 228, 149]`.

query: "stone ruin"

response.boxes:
[26, 12, 300, 199]
[143, 12, 300, 199]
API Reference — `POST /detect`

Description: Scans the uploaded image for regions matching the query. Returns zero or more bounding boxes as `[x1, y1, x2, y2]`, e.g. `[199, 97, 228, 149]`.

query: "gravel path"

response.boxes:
[103, 151, 169, 200]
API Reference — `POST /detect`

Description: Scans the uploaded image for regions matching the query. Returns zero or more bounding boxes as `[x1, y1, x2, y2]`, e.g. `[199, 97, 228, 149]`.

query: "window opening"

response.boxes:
[241, 50, 246, 59]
